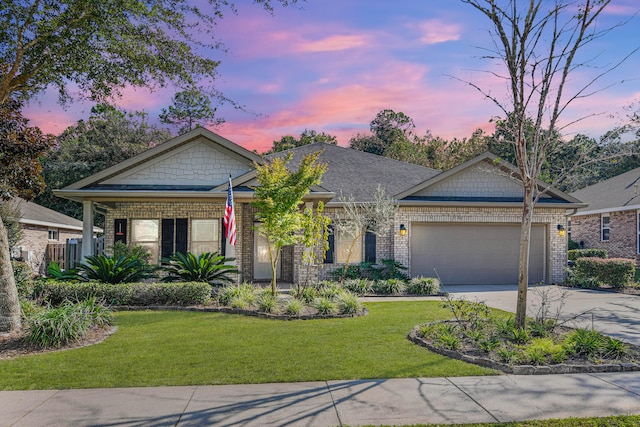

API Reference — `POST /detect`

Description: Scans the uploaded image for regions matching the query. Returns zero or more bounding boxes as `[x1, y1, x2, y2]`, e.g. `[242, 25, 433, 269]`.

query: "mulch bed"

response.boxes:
[409, 322, 640, 375]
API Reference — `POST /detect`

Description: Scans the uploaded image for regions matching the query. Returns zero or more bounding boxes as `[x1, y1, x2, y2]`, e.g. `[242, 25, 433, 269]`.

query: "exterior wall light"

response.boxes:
[399, 224, 407, 236]
[557, 224, 566, 237]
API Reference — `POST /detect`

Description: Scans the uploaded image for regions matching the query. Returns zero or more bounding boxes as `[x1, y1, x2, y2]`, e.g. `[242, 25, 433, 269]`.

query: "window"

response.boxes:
[601, 214, 610, 242]
[131, 219, 159, 263]
[191, 219, 219, 256]
[336, 227, 362, 264]
[48, 229, 59, 241]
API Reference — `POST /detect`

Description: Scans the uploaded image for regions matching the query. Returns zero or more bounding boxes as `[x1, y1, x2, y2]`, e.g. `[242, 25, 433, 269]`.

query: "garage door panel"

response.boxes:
[410, 223, 545, 285]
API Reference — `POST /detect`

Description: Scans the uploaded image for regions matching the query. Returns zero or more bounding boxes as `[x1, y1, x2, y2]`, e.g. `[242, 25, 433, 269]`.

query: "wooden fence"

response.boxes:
[46, 237, 105, 270]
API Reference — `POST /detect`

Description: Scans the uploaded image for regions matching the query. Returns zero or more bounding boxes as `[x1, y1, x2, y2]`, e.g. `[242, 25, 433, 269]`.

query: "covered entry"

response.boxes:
[410, 223, 546, 285]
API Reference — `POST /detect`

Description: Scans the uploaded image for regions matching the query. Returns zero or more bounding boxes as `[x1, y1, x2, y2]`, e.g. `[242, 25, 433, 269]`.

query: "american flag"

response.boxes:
[223, 176, 237, 246]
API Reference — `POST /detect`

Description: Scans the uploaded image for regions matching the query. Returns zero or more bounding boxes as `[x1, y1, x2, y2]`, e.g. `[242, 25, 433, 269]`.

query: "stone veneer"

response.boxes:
[571, 210, 639, 262]
[394, 206, 568, 284]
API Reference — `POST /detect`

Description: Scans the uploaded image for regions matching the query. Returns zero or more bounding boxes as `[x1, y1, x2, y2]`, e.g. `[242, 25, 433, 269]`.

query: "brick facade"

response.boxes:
[571, 210, 638, 262]
[16, 225, 83, 275]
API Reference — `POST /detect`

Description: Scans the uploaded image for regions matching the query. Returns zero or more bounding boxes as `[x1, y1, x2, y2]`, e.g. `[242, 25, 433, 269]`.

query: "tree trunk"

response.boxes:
[0, 216, 21, 332]
[515, 181, 535, 329]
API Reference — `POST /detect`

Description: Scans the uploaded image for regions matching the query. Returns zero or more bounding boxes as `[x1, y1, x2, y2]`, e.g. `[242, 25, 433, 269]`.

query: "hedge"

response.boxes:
[35, 281, 212, 306]
[568, 248, 608, 261]
[574, 257, 635, 288]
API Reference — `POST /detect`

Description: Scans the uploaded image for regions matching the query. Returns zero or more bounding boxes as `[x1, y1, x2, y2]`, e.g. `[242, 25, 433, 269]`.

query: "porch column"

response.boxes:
[82, 200, 94, 261]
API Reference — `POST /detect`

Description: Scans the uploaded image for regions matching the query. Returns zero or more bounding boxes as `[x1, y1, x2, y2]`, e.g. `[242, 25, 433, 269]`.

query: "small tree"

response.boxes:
[252, 152, 327, 295]
[159, 88, 224, 134]
[299, 202, 331, 290]
[337, 185, 398, 280]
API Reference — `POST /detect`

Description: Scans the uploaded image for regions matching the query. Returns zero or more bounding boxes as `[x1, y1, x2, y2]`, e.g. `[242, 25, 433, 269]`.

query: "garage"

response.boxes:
[410, 223, 546, 285]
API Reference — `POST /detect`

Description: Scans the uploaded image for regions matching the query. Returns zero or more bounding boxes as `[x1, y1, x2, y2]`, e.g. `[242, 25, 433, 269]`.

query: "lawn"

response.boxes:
[0, 301, 494, 390]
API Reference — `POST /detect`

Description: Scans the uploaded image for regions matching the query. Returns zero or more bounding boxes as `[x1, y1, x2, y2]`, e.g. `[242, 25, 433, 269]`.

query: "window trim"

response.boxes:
[47, 229, 59, 241]
[190, 218, 220, 256]
[601, 213, 610, 242]
[131, 219, 160, 264]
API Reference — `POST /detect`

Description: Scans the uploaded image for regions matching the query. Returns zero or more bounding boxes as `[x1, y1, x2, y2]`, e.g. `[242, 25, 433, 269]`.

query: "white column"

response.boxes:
[82, 200, 94, 261]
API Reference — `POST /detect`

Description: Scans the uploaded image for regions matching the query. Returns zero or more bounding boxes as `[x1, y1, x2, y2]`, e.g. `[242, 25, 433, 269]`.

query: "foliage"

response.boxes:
[372, 278, 406, 295]
[11, 261, 33, 300]
[36, 105, 171, 222]
[78, 254, 157, 284]
[292, 285, 318, 303]
[159, 88, 223, 134]
[25, 297, 112, 348]
[266, 129, 338, 154]
[217, 283, 258, 307]
[341, 278, 373, 295]
[378, 259, 410, 280]
[161, 251, 237, 287]
[47, 262, 80, 282]
[0, 0, 294, 104]
[256, 292, 278, 313]
[442, 295, 492, 332]
[568, 248, 608, 261]
[284, 298, 304, 316]
[252, 151, 327, 295]
[562, 328, 627, 360]
[108, 242, 152, 265]
[574, 257, 635, 288]
[568, 239, 581, 251]
[337, 185, 398, 279]
[313, 296, 338, 316]
[36, 280, 211, 306]
[406, 276, 440, 295]
[337, 292, 362, 315]
[299, 201, 331, 289]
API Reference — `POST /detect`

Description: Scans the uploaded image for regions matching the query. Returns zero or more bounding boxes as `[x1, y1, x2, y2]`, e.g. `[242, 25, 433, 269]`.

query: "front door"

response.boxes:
[253, 224, 281, 280]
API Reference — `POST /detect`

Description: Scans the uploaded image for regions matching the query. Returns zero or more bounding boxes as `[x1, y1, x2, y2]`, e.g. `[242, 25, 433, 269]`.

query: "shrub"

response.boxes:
[218, 283, 257, 307]
[20, 299, 44, 322]
[575, 257, 635, 288]
[378, 259, 410, 280]
[161, 252, 238, 286]
[338, 292, 362, 315]
[25, 298, 112, 348]
[568, 239, 580, 251]
[284, 298, 304, 316]
[256, 292, 278, 313]
[497, 346, 518, 364]
[372, 278, 405, 295]
[342, 279, 373, 295]
[478, 335, 500, 352]
[108, 242, 151, 265]
[406, 276, 440, 295]
[292, 286, 318, 303]
[12, 261, 34, 299]
[47, 262, 80, 282]
[36, 280, 211, 306]
[563, 328, 604, 358]
[314, 297, 338, 315]
[443, 296, 491, 331]
[568, 248, 608, 261]
[314, 281, 343, 299]
[522, 338, 566, 364]
[78, 254, 157, 284]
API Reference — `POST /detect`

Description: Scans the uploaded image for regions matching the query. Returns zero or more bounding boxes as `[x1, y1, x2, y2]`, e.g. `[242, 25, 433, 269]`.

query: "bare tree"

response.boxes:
[461, 0, 638, 328]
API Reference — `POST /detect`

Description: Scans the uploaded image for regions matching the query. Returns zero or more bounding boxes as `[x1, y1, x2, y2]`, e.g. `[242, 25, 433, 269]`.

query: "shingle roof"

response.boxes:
[266, 143, 441, 202]
[9, 197, 85, 230]
[570, 167, 640, 213]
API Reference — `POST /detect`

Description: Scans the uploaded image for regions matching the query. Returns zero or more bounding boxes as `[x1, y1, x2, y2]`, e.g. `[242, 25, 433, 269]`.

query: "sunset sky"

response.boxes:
[24, 0, 640, 153]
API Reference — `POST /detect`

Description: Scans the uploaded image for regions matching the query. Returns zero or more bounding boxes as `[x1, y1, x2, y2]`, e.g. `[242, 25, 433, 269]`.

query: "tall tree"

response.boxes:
[36, 104, 171, 223]
[159, 88, 223, 134]
[252, 152, 327, 295]
[350, 109, 415, 156]
[266, 129, 337, 154]
[0, 0, 296, 332]
[0, 101, 54, 331]
[462, 0, 633, 328]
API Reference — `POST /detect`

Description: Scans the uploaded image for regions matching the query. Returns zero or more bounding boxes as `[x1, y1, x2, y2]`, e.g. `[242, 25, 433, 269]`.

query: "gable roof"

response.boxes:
[9, 198, 102, 232]
[266, 143, 440, 202]
[396, 152, 584, 207]
[55, 128, 266, 203]
[570, 166, 640, 215]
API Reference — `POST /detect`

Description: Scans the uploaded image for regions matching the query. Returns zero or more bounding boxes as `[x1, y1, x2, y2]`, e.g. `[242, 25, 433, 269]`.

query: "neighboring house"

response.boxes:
[8, 197, 102, 275]
[569, 167, 640, 262]
[54, 128, 584, 285]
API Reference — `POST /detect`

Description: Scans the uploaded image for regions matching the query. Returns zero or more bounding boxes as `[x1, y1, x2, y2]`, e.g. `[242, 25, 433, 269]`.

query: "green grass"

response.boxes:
[0, 302, 494, 390]
[371, 414, 640, 426]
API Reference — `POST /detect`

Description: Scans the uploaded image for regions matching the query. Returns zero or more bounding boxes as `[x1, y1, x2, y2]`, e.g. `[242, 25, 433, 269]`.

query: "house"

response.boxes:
[54, 127, 584, 285]
[569, 167, 640, 262]
[8, 197, 102, 275]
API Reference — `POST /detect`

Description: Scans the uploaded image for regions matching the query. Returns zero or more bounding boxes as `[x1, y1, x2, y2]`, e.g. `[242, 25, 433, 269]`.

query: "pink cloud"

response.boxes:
[417, 19, 462, 44]
[295, 34, 371, 52]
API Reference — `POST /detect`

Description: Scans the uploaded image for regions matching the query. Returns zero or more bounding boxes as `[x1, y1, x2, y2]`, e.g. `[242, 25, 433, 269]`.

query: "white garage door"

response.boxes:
[410, 223, 546, 285]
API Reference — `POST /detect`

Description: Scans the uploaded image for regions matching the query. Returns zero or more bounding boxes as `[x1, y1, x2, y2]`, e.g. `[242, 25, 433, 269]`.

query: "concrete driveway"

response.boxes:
[444, 284, 640, 346]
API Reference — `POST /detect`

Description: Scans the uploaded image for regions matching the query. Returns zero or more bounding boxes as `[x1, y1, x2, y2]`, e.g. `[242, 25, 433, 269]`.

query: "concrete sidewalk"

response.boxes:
[3, 372, 640, 426]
